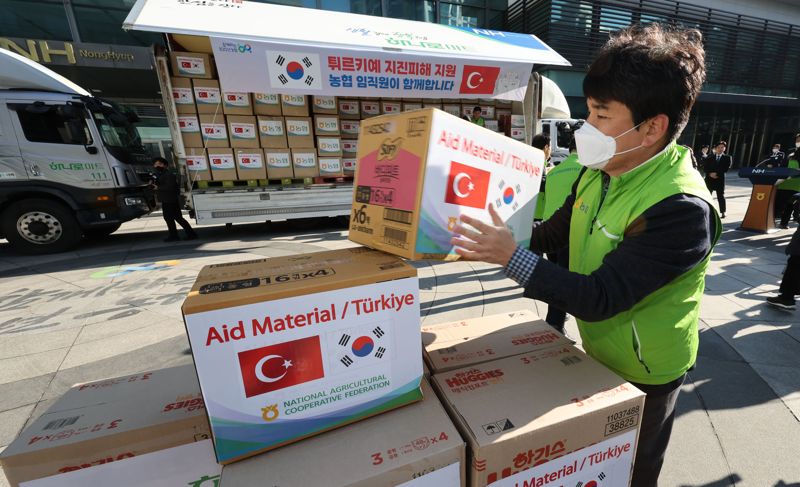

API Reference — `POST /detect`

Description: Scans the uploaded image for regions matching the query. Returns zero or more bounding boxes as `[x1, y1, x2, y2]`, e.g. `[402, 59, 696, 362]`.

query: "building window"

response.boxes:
[0, 0, 72, 41]
[16, 105, 92, 145]
[71, 0, 164, 46]
[439, 3, 484, 28]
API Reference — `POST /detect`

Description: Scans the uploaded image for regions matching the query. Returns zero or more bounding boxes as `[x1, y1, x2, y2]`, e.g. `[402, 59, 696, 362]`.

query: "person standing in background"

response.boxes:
[775, 134, 800, 229]
[470, 106, 485, 127]
[531, 133, 552, 222]
[704, 141, 731, 218]
[765, 143, 786, 168]
[151, 157, 198, 242]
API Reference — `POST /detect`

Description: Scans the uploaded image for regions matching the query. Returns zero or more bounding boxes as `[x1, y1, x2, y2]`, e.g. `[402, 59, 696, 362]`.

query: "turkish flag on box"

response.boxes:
[238, 336, 325, 398]
[445, 161, 491, 209]
[459, 65, 501, 95]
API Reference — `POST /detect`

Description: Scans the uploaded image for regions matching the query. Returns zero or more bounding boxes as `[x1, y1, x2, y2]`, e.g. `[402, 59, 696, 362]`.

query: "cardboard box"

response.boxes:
[312, 95, 338, 115]
[207, 147, 238, 181]
[0, 365, 213, 487]
[257, 116, 288, 149]
[180, 247, 424, 463]
[264, 148, 293, 179]
[317, 137, 342, 157]
[340, 119, 361, 139]
[192, 79, 222, 114]
[510, 127, 525, 141]
[185, 147, 212, 182]
[403, 102, 423, 112]
[360, 100, 381, 118]
[285, 116, 314, 148]
[442, 104, 462, 118]
[338, 99, 360, 119]
[291, 148, 319, 178]
[432, 346, 646, 487]
[319, 157, 343, 177]
[235, 148, 267, 180]
[281, 95, 309, 116]
[349, 108, 544, 260]
[199, 114, 229, 148]
[423, 102, 443, 110]
[227, 115, 259, 149]
[171, 77, 196, 114]
[222, 91, 253, 115]
[421, 310, 571, 374]
[23, 440, 220, 487]
[341, 139, 358, 157]
[381, 101, 401, 115]
[485, 120, 499, 132]
[170, 51, 214, 79]
[178, 114, 202, 148]
[314, 115, 340, 136]
[220, 381, 464, 487]
[253, 93, 282, 116]
[480, 106, 496, 119]
[342, 158, 356, 176]
[495, 108, 511, 120]
[510, 115, 525, 128]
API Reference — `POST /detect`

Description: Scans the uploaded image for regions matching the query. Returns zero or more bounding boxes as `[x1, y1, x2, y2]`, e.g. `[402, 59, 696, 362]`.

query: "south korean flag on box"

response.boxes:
[328, 323, 391, 375]
[267, 51, 322, 91]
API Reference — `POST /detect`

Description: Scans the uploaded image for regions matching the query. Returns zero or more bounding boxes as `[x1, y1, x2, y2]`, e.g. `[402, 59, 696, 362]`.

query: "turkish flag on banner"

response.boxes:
[238, 336, 325, 398]
[459, 65, 501, 95]
[444, 161, 491, 209]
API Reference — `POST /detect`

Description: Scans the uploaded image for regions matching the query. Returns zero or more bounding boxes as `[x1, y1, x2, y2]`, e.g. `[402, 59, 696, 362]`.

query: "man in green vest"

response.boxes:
[451, 24, 718, 487]
[470, 106, 485, 127]
[775, 133, 800, 229]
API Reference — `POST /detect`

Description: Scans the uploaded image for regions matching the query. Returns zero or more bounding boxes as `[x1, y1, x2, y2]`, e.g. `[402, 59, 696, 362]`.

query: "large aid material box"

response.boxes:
[432, 346, 646, 487]
[349, 108, 544, 260]
[181, 247, 424, 464]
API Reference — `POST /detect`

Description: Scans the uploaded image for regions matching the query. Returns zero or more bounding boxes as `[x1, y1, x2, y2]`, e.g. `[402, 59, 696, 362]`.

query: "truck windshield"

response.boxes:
[88, 100, 150, 166]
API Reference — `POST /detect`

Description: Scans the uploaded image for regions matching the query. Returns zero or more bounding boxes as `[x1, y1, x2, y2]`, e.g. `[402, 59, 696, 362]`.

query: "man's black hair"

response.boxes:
[473, 106, 481, 113]
[583, 23, 706, 144]
[532, 133, 550, 151]
[153, 157, 169, 166]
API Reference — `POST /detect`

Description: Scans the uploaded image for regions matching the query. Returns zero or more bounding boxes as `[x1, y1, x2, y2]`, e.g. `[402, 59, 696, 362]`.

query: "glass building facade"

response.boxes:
[505, 0, 800, 167]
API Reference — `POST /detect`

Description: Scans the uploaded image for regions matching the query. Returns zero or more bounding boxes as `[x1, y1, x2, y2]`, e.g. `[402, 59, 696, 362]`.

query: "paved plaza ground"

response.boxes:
[0, 175, 798, 486]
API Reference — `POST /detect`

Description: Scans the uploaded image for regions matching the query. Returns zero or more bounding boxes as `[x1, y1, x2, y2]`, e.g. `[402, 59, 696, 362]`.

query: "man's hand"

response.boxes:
[709, 172, 718, 179]
[450, 204, 517, 266]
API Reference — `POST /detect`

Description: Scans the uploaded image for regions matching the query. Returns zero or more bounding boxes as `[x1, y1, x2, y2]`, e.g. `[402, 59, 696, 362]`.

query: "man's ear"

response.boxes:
[641, 114, 669, 148]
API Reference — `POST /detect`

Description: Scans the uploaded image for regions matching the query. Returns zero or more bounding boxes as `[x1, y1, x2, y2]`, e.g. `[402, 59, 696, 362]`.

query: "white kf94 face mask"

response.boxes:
[574, 120, 644, 170]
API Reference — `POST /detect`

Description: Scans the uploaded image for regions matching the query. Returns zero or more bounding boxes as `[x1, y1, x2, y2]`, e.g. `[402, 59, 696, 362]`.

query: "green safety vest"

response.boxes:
[777, 157, 800, 192]
[543, 153, 583, 220]
[569, 143, 721, 385]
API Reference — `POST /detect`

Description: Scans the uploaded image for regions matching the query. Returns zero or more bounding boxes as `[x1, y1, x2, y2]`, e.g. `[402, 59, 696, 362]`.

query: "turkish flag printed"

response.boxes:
[444, 161, 491, 209]
[238, 336, 324, 398]
[459, 65, 501, 95]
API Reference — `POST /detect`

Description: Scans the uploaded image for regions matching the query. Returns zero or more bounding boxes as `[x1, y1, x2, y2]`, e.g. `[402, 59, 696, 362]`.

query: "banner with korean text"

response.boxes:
[211, 37, 532, 101]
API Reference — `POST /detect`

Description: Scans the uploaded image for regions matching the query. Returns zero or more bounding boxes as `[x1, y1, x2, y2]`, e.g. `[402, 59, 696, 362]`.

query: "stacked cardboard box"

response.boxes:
[0, 365, 219, 487]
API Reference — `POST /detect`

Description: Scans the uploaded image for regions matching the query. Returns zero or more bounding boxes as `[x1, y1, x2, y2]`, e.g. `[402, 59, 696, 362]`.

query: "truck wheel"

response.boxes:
[83, 223, 121, 239]
[2, 199, 82, 254]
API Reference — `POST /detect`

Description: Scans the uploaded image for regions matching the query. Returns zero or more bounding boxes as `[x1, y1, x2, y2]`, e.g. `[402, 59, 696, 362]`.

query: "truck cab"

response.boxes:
[0, 49, 153, 254]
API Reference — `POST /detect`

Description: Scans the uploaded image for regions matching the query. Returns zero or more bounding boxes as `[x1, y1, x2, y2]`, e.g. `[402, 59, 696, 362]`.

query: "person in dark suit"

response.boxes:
[767, 224, 800, 310]
[152, 157, 197, 242]
[703, 141, 731, 218]
[765, 143, 786, 168]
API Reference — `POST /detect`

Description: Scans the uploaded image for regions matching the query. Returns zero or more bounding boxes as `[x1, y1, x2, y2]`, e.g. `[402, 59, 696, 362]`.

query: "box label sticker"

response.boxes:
[224, 92, 250, 107]
[355, 136, 420, 211]
[343, 158, 357, 171]
[383, 103, 401, 114]
[361, 102, 380, 115]
[403, 104, 422, 112]
[318, 138, 341, 154]
[209, 154, 235, 170]
[231, 123, 256, 139]
[293, 153, 317, 168]
[238, 153, 264, 169]
[341, 120, 361, 134]
[314, 96, 336, 110]
[259, 120, 285, 136]
[194, 87, 220, 104]
[397, 461, 461, 487]
[202, 123, 227, 140]
[286, 120, 311, 136]
[179, 116, 200, 133]
[186, 156, 208, 170]
[176, 56, 205, 76]
[172, 87, 194, 105]
[339, 101, 359, 115]
[489, 429, 636, 487]
[254, 93, 280, 105]
[320, 158, 342, 174]
[283, 95, 306, 107]
[510, 127, 525, 139]
[267, 152, 291, 168]
[342, 140, 358, 154]
[316, 117, 339, 134]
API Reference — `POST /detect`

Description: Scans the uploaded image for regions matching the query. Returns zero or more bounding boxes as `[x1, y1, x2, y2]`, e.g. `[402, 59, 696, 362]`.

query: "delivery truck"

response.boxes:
[0, 49, 154, 254]
[124, 0, 571, 229]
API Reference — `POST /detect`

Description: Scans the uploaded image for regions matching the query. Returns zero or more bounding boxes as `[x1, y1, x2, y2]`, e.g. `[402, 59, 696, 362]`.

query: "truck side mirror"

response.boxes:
[85, 145, 98, 154]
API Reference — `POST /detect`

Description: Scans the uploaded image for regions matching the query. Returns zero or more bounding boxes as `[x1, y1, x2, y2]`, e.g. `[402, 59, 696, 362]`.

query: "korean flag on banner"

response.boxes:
[328, 323, 391, 375]
[267, 51, 323, 91]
